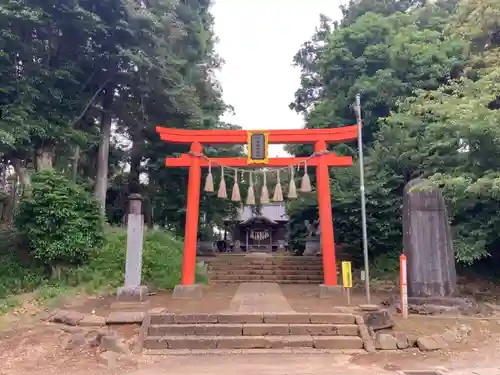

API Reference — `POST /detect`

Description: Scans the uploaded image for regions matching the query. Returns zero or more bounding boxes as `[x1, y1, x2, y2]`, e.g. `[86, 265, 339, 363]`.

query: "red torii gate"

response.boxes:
[156, 125, 358, 295]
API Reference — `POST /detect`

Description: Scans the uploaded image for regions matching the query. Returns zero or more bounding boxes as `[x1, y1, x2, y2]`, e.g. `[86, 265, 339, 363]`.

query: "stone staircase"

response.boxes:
[141, 312, 367, 352]
[206, 255, 330, 284]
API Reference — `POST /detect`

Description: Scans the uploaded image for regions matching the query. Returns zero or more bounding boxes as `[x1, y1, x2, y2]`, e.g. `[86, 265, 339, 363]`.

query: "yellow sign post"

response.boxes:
[341, 261, 353, 305]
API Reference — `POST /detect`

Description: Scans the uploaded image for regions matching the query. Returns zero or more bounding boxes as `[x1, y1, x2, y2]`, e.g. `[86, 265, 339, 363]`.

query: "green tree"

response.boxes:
[369, 0, 500, 264]
[0, 0, 235, 233]
[288, 0, 466, 262]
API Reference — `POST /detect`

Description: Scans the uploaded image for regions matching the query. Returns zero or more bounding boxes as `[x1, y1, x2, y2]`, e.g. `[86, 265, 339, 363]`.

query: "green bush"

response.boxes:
[0, 225, 46, 299]
[371, 250, 400, 280]
[0, 254, 46, 299]
[15, 170, 104, 271]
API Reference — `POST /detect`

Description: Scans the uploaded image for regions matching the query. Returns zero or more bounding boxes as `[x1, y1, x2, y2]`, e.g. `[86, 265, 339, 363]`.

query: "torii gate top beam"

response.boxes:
[156, 125, 358, 145]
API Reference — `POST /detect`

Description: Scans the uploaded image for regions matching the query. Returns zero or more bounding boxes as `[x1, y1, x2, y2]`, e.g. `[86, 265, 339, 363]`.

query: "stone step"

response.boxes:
[206, 257, 322, 261]
[148, 323, 359, 336]
[143, 335, 364, 350]
[206, 259, 324, 264]
[209, 274, 324, 281]
[212, 279, 322, 284]
[144, 348, 367, 355]
[149, 312, 357, 325]
[208, 269, 323, 276]
[210, 279, 324, 284]
[209, 274, 322, 279]
[209, 271, 323, 279]
[207, 255, 321, 260]
[206, 260, 324, 266]
[207, 265, 325, 271]
[207, 260, 323, 263]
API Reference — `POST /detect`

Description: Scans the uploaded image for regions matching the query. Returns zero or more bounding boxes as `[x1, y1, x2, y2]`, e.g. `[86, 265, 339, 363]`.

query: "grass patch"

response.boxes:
[0, 295, 20, 314]
[0, 256, 46, 300]
[0, 228, 203, 314]
[64, 228, 206, 291]
[370, 251, 400, 281]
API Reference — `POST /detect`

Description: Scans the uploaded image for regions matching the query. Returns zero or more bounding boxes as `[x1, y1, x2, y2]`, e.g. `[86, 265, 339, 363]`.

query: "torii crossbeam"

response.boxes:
[156, 125, 358, 296]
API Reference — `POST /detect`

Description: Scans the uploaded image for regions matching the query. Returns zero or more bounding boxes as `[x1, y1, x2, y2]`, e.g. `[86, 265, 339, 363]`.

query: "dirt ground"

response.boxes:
[282, 283, 500, 366]
[1, 283, 500, 375]
[67, 284, 238, 316]
[352, 315, 500, 370]
[281, 284, 393, 312]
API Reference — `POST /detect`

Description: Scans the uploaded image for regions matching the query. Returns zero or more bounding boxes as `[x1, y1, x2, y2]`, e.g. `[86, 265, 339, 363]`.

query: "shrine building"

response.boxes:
[224, 203, 289, 253]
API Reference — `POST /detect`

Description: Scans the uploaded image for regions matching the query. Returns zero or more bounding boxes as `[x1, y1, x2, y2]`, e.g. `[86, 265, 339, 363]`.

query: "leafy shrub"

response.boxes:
[15, 170, 104, 271]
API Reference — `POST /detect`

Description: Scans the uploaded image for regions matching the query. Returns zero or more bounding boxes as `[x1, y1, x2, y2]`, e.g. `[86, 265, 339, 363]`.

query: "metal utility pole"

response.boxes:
[354, 93, 371, 304]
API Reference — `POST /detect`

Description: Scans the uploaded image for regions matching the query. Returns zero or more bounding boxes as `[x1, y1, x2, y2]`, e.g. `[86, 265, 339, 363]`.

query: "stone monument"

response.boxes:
[403, 178, 457, 297]
[303, 219, 321, 256]
[117, 194, 148, 301]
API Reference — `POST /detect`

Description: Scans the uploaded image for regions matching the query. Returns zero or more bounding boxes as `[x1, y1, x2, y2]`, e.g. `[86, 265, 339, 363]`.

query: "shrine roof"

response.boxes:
[224, 203, 289, 224]
[239, 216, 278, 226]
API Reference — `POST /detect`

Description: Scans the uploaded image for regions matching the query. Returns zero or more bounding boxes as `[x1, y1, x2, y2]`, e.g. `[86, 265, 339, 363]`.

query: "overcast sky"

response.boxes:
[211, 0, 343, 156]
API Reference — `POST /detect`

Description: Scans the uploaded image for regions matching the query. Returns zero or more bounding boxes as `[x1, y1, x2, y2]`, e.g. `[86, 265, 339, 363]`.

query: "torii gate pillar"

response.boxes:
[315, 140, 341, 298]
[173, 141, 204, 299]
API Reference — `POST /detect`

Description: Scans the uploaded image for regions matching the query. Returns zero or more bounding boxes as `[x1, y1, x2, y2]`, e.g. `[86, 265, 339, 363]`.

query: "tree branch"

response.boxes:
[70, 77, 112, 128]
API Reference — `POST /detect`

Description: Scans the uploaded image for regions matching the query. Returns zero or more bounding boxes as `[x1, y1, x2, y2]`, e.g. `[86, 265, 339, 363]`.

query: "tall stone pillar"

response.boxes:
[403, 179, 457, 297]
[117, 194, 148, 301]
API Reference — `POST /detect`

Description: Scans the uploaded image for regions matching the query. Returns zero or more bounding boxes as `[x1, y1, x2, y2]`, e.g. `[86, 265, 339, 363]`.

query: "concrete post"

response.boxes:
[117, 194, 148, 301]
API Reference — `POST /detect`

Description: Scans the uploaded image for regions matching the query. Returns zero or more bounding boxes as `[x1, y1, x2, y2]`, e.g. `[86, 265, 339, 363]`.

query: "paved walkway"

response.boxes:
[127, 354, 500, 375]
[227, 282, 293, 313]
[131, 354, 393, 375]
[36, 352, 500, 375]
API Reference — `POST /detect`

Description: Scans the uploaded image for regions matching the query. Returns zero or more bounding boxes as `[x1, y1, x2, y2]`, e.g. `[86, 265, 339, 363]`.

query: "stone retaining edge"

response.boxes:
[135, 312, 152, 354]
[144, 348, 366, 355]
[354, 315, 375, 353]
[149, 312, 357, 324]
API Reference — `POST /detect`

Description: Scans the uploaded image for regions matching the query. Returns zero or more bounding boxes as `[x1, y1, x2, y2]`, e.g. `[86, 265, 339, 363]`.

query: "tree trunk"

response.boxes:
[94, 85, 114, 217]
[0, 198, 5, 223]
[36, 145, 55, 170]
[125, 131, 142, 225]
[0, 164, 6, 223]
[2, 182, 16, 223]
[12, 157, 31, 189]
[10, 158, 29, 219]
[71, 145, 80, 183]
[50, 264, 63, 280]
[128, 131, 142, 194]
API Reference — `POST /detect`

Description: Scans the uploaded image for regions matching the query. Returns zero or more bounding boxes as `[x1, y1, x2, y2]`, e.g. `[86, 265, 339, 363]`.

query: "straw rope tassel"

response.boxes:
[288, 166, 298, 198]
[260, 170, 270, 204]
[204, 161, 214, 192]
[246, 171, 255, 205]
[273, 169, 284, 202]
[231, 169, 241, 201]
[300, 161, 312, 192]
[217, 166, 227, 198]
